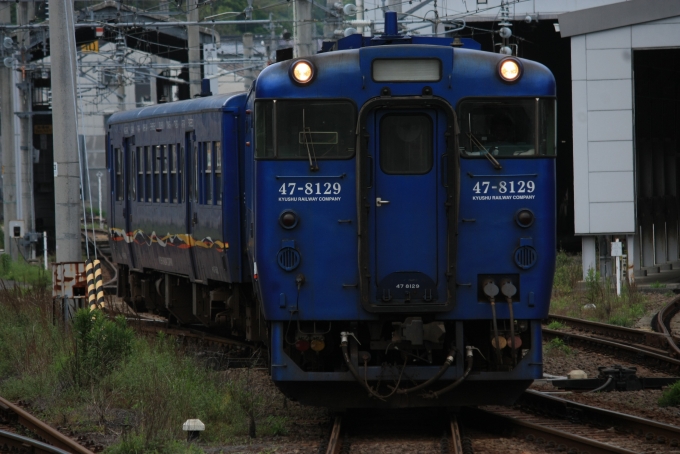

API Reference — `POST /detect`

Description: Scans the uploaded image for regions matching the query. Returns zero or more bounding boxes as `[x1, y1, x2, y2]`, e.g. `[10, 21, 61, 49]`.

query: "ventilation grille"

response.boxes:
[514, 246, 537, 270]
[277, 247, 301, 271]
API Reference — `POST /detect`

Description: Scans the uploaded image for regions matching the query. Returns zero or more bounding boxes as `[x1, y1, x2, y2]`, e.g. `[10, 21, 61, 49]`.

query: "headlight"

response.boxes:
[290, 60, 315, 84]
[498, 58, 522, 82]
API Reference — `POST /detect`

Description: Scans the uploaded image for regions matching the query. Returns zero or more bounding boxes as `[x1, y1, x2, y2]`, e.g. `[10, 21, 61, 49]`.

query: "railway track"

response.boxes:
[323, 409, 470, 454]
[0, 395, 97, 454]
[468, 389, 680, 453]
[544, 305, 680, 373]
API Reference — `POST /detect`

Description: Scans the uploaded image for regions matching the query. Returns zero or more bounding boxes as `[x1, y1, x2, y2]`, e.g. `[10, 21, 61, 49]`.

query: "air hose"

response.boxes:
[396, 349, 457, 395]
[422, 346, 474, 399]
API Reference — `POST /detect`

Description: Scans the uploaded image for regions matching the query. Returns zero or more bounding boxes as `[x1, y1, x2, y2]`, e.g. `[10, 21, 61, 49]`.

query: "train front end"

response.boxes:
[248, 21, 556, 408]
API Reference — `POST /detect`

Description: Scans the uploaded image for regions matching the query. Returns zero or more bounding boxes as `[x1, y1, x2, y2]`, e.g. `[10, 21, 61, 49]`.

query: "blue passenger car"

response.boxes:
[109, 11, 556, 408]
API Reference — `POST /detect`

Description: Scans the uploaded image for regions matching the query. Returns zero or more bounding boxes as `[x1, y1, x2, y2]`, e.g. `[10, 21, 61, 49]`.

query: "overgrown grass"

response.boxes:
[0, 287, 279, 452]
[543, 338, 572, 357]
[659, 380, 680, 407]
[0, 254, 51, 286]
[551, 252, 649, 327]
[546, 321, 566, 330]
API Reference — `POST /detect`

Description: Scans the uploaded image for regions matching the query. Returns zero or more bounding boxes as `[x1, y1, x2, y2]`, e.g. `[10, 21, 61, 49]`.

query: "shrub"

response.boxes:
[544, 338, 571, 357]
[546, 321, 566, 330]
[552, 251, 582, 296]
[659, 380, 680, 407]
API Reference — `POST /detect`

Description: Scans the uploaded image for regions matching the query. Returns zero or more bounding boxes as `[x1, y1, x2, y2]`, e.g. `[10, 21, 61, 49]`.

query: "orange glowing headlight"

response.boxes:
[498, 58, 521, 82]
[290, 60, 315, 84]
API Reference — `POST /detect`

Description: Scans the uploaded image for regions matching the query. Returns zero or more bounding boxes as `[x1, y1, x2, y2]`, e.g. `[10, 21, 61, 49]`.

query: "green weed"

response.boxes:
[0, 254, 51, 286]
[544, 338, 572, 356]
[546, 321, 566, 330]
[552, 250, 582, 296]
[659, 380, 680, 407]
[650, 281, 666, 289]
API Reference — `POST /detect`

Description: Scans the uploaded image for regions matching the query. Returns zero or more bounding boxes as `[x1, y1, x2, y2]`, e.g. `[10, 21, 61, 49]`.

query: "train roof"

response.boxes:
[107, 91, 246, 126]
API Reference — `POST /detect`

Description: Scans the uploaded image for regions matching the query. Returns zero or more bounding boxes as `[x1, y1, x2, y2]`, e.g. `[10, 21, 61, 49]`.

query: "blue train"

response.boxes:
[108, 12, 556, 408]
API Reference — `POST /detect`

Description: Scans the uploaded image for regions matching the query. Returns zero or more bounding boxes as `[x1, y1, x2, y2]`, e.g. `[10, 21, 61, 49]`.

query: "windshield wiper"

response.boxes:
[302, 109, 319, 172]
[467, 113, 501, 170]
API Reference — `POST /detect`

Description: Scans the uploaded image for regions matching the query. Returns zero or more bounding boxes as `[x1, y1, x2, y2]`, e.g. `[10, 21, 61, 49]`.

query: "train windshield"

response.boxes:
[255, 100, 356, 159]
[458, 98, 556, 157]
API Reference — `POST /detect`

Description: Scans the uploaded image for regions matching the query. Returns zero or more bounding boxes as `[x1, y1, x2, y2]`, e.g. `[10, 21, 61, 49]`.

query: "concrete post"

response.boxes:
[49, 0, 82, 262]
[187, 0, 201, 98]
[0, 4, 17, 256]
[324, 0, 338, 40]
[653, 138, 667, 265]
[242, 33, 254, 91]
[582, 236, 596, 281]
[294, 0, 314, 57]
[626, 234, 635, 285]
[665, 138, 678, 262]
[17, 0, 35, 260]
[638, 139, 655, 268]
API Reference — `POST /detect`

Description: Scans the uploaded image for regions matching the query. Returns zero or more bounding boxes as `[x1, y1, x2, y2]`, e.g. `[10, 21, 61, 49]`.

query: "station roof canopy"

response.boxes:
[558, 0, 680, 38]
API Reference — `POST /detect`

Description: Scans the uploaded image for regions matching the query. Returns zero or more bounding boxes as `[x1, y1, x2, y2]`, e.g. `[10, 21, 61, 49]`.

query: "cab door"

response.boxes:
[368, 108, 448, 305]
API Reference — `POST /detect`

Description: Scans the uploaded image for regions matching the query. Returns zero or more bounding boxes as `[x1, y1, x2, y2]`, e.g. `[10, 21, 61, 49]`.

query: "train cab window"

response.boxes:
[137, 147, 144, 202]
[129, 147, 136, 201]
[458, 98, 556, 158]
[145, 146, 152, 202]
[380, 114, 433, 174]
[214, 141, 222, 205]
[204, 141, 213, 205]
[115, 148, 123, 201]
[255, 100, 355, 159]
[169, 144, 177, 203]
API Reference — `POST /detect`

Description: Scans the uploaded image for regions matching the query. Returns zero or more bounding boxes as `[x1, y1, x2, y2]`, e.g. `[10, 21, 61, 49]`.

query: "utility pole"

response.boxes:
[294, 0, 313, 57]
[17, 0, 35, 260]
[242, 32, 254, 90]
[49, 0, 82, 263]
[0, 3, 17, 256]
[187, 0, 201, 98]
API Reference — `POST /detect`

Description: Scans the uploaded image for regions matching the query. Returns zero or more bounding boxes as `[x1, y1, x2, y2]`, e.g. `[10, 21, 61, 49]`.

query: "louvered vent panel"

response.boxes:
[514, 246, 537, 270]
[277, 247, 301, 271]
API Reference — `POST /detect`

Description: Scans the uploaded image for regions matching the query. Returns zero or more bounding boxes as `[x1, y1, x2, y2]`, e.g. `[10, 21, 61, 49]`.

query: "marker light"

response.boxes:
[291, 60, 315, 84]
[279, 210, 298, 229]
[499, 58, 521, 82]
[516, 209, 534, 228]
[295, 337, 310, 351]
[310, 336, 325, 352]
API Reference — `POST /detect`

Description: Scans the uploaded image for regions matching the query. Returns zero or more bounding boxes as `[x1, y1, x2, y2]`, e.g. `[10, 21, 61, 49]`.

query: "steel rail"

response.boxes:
[450, 415, 464, 454]
[519, 390, 680, 446]
[325, 415, 343, 454]
[654, 297, 680, 357]
[0, 396, 94, 454]
[548, 313, 673, 350]
[465, 406, 639, 454]
[0, 429, 71, 454]
[542, 327, 680, 370]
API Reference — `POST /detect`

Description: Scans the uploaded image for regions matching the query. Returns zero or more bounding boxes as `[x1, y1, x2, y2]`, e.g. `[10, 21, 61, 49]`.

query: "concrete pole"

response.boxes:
[187, 0, 201, 98]
[49, 0, 82, 262]
[0, 5, 17, 256]
[626, 234, 635, 285]
[324, 0, 338, 40]
[356, 0, 364, 35]
[242, 33, 254, 91]
[294, 0, 314, 57]
[18, 1, 36, 259]
[581, 236, 596, 281]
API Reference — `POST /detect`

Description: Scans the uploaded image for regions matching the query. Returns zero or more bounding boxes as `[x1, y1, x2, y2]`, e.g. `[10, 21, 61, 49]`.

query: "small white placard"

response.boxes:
[611, 242, 623, 257]
[53, 162, 58, 177]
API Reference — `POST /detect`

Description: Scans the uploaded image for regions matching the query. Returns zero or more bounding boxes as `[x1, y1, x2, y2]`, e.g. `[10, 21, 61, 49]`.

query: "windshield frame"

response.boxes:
[254, 97, 358, 161]
[456, 96, 557, 159]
